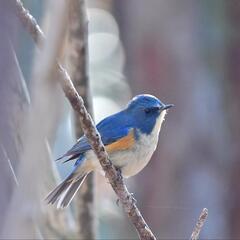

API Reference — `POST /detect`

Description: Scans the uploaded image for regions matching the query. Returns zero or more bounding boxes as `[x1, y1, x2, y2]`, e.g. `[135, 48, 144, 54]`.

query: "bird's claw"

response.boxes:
[115, 167, 123, 181]
[116, 193, 137, 207]
[128, 193, 137, 204]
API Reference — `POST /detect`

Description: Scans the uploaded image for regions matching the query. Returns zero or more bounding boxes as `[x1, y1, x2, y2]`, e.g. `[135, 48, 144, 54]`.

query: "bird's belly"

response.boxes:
[117, 144, 156, 177]
[85, 133, 159, 178]
[109, 133, 158, 177]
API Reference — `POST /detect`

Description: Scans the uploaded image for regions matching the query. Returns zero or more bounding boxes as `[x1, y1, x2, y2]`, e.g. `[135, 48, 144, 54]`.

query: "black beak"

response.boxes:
[163, 104, 174, 110]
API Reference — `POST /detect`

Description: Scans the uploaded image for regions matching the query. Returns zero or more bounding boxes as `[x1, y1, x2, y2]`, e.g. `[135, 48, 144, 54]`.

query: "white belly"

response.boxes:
[85, 110, 166, 178]
[114, 134, 158, 178]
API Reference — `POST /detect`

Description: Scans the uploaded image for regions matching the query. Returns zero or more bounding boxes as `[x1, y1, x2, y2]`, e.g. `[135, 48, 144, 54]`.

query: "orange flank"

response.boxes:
[106, 130, 135, 153]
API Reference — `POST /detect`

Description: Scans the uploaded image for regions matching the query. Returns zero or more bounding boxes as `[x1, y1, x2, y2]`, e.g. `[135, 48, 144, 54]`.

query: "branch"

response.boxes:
[190, 208, 208, 240]
[15, 0, 156, 239]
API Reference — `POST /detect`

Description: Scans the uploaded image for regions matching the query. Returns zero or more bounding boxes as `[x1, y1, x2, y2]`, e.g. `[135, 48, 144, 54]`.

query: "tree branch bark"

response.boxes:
[15, 0, 156, 239]
[190, 208, 208, 240]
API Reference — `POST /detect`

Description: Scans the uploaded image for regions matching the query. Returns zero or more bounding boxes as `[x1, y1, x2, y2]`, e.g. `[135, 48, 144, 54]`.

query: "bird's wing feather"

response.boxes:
[57, 111, 134, 161]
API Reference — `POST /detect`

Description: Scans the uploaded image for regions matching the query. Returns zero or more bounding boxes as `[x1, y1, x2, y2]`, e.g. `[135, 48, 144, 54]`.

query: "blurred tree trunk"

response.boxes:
[225, 1, 240, 238]
[1, 0, 79, 238]
[66, 0, 96, 239]
[0, 1, 29, 235]
[116, 0, 230, 238]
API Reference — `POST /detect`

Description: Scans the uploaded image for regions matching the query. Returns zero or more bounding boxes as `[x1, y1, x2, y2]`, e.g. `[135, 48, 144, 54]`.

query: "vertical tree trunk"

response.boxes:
[0, 1, 28, 234]
[2, 1, 75, 238]
[225, 1, 240, 238]
[66, 0, 96, 239]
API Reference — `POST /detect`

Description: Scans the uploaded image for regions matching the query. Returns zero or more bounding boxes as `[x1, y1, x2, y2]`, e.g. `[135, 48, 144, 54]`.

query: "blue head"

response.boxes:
[125, 94, 173, 135]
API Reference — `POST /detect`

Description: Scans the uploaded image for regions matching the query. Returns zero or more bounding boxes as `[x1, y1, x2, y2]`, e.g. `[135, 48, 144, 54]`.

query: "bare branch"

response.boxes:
[15, 0, 44, 45]
[190, 208, 208, 240]
[15, 0, 156, 239]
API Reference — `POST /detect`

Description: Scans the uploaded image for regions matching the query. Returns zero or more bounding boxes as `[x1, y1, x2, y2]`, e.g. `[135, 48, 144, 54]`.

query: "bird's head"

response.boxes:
[126, 94, 173, 135]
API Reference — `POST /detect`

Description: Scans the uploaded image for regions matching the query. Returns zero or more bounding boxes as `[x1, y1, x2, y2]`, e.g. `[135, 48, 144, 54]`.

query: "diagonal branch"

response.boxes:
[15, 0, 156, 239]
[190, 208, 208, 240]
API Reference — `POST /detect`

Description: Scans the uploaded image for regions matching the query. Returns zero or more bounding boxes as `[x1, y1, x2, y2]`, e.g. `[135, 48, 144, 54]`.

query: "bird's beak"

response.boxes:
[163, 104, 174, 110]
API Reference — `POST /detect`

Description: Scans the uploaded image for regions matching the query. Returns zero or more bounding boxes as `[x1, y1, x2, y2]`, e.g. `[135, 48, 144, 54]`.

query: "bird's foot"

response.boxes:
[116, 193, 137, 207]
[128, 192, 137, 204]
[115, 167, 123, 181]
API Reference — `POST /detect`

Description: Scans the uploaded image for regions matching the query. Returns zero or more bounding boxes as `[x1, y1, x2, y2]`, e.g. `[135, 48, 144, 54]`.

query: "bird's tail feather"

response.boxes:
[45, 172, 88, 208]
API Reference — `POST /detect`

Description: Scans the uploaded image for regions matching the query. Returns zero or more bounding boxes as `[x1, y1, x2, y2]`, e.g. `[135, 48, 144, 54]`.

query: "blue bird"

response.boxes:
[46, 94, 173, 208]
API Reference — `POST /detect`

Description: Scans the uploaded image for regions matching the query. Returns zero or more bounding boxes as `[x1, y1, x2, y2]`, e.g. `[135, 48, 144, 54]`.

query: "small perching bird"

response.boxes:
[46, 94, 173, 208]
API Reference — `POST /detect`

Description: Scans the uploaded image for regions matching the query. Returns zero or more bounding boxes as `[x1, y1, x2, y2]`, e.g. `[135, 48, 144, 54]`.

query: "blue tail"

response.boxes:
[46, 155, 88, 208]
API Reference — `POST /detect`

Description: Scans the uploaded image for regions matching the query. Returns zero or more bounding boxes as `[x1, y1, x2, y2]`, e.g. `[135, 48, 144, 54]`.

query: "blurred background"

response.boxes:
[1, 0, 240, 239]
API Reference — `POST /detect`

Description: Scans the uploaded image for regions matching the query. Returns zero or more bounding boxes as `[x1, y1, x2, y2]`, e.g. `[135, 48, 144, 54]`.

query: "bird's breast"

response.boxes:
[117, 131, 158, 177]
[85, 111, 166, 178]
[118, 111, 166, 177]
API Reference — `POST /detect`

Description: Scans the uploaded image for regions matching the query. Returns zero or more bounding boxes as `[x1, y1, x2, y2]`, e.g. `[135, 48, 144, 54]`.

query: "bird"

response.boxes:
[45, 94, 173, 208]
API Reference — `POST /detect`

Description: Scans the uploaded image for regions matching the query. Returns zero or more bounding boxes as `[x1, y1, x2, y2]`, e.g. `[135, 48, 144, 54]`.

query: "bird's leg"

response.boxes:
[113, 168, 137, 206]
[106, 166, 123, 183]
[116, 193, 137, 207]
[114, 167, 123, 206]
[128, 192, 137, 204]
[115, 166, 123, 181]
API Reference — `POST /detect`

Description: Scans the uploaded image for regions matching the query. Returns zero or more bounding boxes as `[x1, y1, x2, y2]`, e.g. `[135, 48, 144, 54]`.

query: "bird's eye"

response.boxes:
[144, 108, 151, 114]
[144, 107, 160, 114]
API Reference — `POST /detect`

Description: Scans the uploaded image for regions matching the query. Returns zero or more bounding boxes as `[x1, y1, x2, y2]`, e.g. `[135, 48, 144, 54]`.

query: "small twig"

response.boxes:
[190, 208, 208, 240]
[1, 145, 19, 186]
[15, 0, 44, 45]
[15, 1, 156, 239]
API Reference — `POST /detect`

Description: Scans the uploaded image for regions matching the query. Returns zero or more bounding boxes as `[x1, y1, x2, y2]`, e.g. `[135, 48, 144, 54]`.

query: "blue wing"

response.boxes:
[57, 110, 134, 162]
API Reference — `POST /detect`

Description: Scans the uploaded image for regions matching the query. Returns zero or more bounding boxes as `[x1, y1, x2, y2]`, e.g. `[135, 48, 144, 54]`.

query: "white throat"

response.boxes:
[118, 109, 167, 178]
[154, 109, 167, 136]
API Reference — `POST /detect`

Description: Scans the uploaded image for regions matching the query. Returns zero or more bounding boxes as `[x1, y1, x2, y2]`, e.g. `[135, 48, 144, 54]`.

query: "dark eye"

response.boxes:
[144, 107, 160, 114]
[144, 108, 151, 114]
